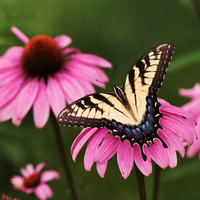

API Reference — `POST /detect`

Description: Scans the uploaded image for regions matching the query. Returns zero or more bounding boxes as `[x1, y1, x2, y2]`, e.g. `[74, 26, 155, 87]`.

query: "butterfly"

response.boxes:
[58, 43, 175, 160]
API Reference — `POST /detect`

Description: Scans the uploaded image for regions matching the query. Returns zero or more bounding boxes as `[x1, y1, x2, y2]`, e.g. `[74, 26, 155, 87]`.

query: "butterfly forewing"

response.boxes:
[122, 43, 175, 95]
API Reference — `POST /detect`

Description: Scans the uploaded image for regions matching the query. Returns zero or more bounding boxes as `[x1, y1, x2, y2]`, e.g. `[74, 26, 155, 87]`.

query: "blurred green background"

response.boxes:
[1, 0, 200, 199]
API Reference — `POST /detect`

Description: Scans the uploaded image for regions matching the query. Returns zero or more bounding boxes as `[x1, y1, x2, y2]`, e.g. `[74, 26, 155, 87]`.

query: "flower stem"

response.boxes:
[50, 112, 77, 200]
[152, 164, 161, 200]
[191, 0, 200, 19]
[135, 165, 146, 200]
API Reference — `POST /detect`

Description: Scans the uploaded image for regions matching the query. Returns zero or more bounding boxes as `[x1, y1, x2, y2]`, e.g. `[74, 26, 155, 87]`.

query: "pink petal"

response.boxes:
[20, 164, 34, 177]
[56, 72, 86, 104]
[11, 175, 34, 194]
[11, 26, 29, 44]
[181, 99, 200, 118]
[71, 128, 97, 162]
[161, 116, 194, 144]
[40, 170, 60, 182]
[0, 67, 23, 86]
[35, 183, 53, 200]
[160, 122, 185, 157]
[35, 163, 45, 173]
[158, 132, 177, 168]
[96, 162, 108, 178]
[148, 139, 169, 169]
[179, 83, 200, 99]
[134, 144, 152, 176]
[84, 128, 108, 171]
[117, 140, 134, 179]
[33, 79, 50, 128]
[67, 53, 112, 68]
[187, 121, 200, 158]
[62, 47, 81, 55]
[0, 46, 24, 60]
[54, 35, 72, 48]
[47, 76, 66, 117]
[10, 176, 24, 190]
[160, 98, 196, 122]
[65, 60, 109, 88]
[67, 72, 95, 95]
[0, 76, 23, 108]
[94, 134, 120, 164]
[0, 100, 15, 122]
[12, 78, 39, 126]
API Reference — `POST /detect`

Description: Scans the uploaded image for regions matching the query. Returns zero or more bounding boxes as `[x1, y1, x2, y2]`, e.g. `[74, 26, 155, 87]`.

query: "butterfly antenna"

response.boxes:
[95, 79, 113, 88]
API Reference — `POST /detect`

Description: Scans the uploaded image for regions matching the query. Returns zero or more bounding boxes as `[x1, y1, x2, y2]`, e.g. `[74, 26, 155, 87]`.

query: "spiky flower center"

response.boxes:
[22, 35, 64, 79]
[23, 173, 40, 188]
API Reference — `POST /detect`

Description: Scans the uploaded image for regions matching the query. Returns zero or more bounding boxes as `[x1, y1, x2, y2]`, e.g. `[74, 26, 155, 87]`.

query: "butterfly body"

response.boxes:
[58, 43, 175, 160]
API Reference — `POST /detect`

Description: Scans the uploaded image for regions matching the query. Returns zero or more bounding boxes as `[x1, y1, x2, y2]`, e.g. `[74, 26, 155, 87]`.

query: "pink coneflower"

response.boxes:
[71, 99, 196, 179]
[179, 83, 200, 158]
[10, 163, 60, 200]
[0, 27, 112, 128]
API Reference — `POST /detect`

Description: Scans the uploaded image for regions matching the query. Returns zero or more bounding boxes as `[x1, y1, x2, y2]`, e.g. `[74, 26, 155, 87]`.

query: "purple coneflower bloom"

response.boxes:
[10, 163, 60, 200]
[0, 27, 112, 128]
[179, 83, 200, 158]
[71, 99, 196, 179]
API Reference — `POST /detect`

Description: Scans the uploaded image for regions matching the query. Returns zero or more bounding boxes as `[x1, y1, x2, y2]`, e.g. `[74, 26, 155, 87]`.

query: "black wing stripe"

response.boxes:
[128, 69, 135, 93]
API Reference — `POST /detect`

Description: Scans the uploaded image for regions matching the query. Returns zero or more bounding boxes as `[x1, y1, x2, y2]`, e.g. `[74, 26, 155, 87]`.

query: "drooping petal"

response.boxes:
[62, 47, 81, 55]
[186, 120, 200, 158]
[134, 144, 152, 176]
[0, 66, 23, 86]
[35, 163, 45, 173]
[84, 128, 108, 171]
[179, 83, 200, 99]
[0, 46, 24, 60]
[10, 176, 24, 190]
[11, 27, 29, 44]
[66, 72, 95, 95]
[0, 99, 15, 122]
[117, 140, 134, 179]
[40, 170, 60, 183]
[20, 164, 34, 177]
[160, 98, 196, 123]
[148, 139, 169, 169]
[47, 76, 66, 117]
[96, 162, 108, 178]
[67, 53, 112, 68]
[94, 134, 120, 164]
[180, 99, 200, 119]
[12, 78, 39, 126]
[71, 128, 97, 162]
[54, 35, 72, 48]
[35, 183, 53, 200]
[0, 76, 23, 108]
[65, 60, 109, 88]
[160, 122, 185, 157]
[26, 163, 35, 174]
[161, 115, 194, 145]
[56, 72, 86, 104]
[158, 131, 177, 168]
[33, 79, 50, 128]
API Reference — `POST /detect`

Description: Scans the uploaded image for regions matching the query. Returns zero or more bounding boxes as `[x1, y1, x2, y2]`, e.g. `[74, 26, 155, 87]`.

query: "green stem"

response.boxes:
[50, 112, 78, 200]
[135, 165, 146, 200]
[191, 0, 200, 19]
[152, 164, 161, 200]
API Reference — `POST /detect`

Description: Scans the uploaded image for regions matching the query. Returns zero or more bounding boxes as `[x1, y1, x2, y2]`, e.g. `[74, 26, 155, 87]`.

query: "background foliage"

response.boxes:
[1, 0, 200, 199]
